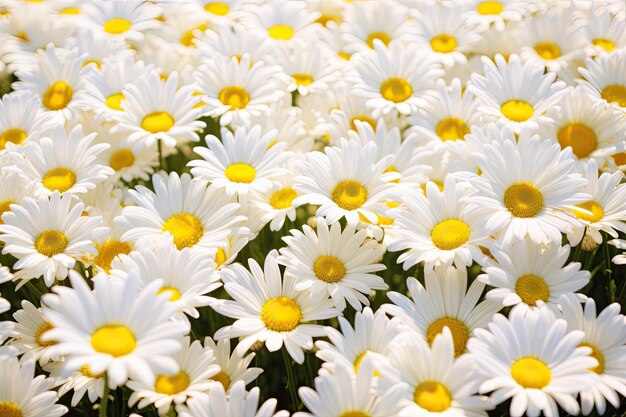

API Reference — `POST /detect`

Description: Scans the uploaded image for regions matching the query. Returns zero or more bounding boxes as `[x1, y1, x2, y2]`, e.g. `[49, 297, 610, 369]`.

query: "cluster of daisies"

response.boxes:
[1, 0, 626, 416]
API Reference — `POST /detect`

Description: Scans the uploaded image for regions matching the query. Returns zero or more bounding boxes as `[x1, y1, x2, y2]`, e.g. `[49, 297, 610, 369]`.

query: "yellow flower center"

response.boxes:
[426, 317, 470, 357]
[339, 412, 371, 417]
[515, 274, 549, 306]
[155, 371, 190, 395]
[42, 81, 73, 110]
[313, 256, 346, 283]
[157, 286, 181, 302]
[82, 59, 101, 69]
[430, 34, 458, 53]
[81, 365, 105, 379]
[431, 219, 471, 251]
[292, 73, 314, 86]
[215, 247, 227, 268]
[205, 2, 229, 15]
[224, 162, 256, 183]
[477, 1, 504, 14]
[109, 149, 135, 171]
[0, 402, 22, 417]
[557, 123, 597, 158]
[534, 41, 561, 60]
[93, 239, 131, 272]
[261, 296, 302, 332]
[349, 116, 376, 131]
[0, 128, 27, 149]
[103, 17, 131, 35]
[141, 111, 175, 133]
[413, 381, 452, 412]
[106, 93, 124, 111]
[268, 24, 294, 40]
[366, 31, 391, 49]
[331, 180, 368, 210]
[339, 51, 351, 61]
[35, 230, 68, 257]
[503, 183, 543, 218]
[580, 343, 605, 374]
[91, 324, 136, 357]
[270, 187, 297, 209]
[180, 24, 208, 47]
[42, 167, 76, 193]
[592, 38, 615, 52]
[162, 213, 204, 250]
[380, 77, 413, 103]
[436, 118, 469, 141]
[211, 371, 231, 390]
[218, 86, 250, 110]
[573, 200, 604, 223]
[500, 99, 534, 122]
[612, 151, 626, 166]
[601, 85, 626, 107]
[511, 357, 551, 389]
[35, 322, 55, 347]
[0, 200, 15, 224]
[59, 7, 80, 14]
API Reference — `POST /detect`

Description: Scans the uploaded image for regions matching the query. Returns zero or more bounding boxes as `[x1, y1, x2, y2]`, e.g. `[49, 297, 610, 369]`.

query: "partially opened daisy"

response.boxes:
[377, 328, 493, 416]
[116, 172, 246, 252]
[383, 265, 501, 357]
[466, 134, 588, 245]
[350, 40, 444, 116]
[203, 337, 263, 392]
[478, 238, 590, 314]
[560, 293, 626, 416]
[0, 91, 56, 151]
[188, 125, 291, 197]
[0, 191, 108, 286]
[9, 300, 60, 365]
[8, 124, 114, 197]
[41, 269, 190, 388]
[213, 252, 339, 364]
[44, 358, 106, 408]
[315, 306, 401, 373]
[388, 174, 496, 271]
[294, 138, 397, 226]
[0, 356, 68, 417]
[579, 49, 626, 112]
[278, 217, 386, 311]
[80, 0, 161, 43]
[468, 307, 597, 417]
[112, 70, 205, 150]
[469, 54, 567, 133]
[295, 359, 406, 417]
[127, 336, 220, 416]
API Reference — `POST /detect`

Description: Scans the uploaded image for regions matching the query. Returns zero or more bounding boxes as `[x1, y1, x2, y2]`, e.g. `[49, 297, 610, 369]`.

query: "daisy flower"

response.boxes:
[188, 125, 291, 197]
[41, 269, 190, 387]
[0, 356, 67, 417]
[584, 6, 626, 56]
[45, 360, 106, 407]
[203, 337, 264, 392]
[578, 49, 626, 112]
[80, 0, 161, 43]
[278, 217, 387, 311]
[196, 24, 273, 66]
[462, 0, 531, 31]
[388, 175, 496, 271]
[568, 159, 626, 245]
[468, 306, 597, 417]
[560, 293, 626, 416]
[294, 138, 397, 227]
[295, 359, 406, 417]
[113, 239, 221, 320]
[249, 172, 303, 232]
[8, 124, 114, 197]
[383, 265, 501, 357]
[466, 134, 588, 245]
[315, 306, 401, 373]
[127, 336, 220, 416]
[178, 380, 288, 417]
[0, 91, 56, 151]
[541, 86, 624, 167]
[9, 300, 60, 365]
[350, 40, 444, 116]
[194, 54, 286, 127]
[116, 172, 246, 252]
[275, 44, 340, 96]
[478, 238, 590, 314]
[0, 170, 33, 224]
[197, 0, 249, 23]
[377, 328, 493, 416]
[112, 70, 205, 150]
[213, 252, 339, 364]
[0, 191, 108, 286]
[64, 29, 128, 70]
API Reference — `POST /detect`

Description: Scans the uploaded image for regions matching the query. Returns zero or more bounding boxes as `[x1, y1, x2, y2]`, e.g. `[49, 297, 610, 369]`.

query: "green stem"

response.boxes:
[99, 376, 110, 417]
[282, 348, 298, 411]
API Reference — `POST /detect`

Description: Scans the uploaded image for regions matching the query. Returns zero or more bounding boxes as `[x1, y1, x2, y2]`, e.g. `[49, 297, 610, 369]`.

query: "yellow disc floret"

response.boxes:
[42, 81, 73, 111]
[225, 162, 256, 183]
[162, 213, 204, 250]
[431, 219, 471, 251]
[91, 324, 136, 357]
[413, 381, 452, 412]
[503, 183, 543, 218]
[332, 180, 368, 210]
[380, 77, 413, 103]
[35, 230, 68, 257]
[155, 371, 190, 395]
[219, 86, 250, 110]
[500, 99, 534, 122]
[426, 317, 470, 356]
[141, 111, 175, 133]
[557, 123, 597, 158]
[511, 357, 551, 389]
[261, 296, 302, 332]
[313, 256, 346, 283]
[515, 274, 549, 306]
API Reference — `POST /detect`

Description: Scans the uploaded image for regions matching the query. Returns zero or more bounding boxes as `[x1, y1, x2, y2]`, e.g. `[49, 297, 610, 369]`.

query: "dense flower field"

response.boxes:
[0, 0, 626, 416]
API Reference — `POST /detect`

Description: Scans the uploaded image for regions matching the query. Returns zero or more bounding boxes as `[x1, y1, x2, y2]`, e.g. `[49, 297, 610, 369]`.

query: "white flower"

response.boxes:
[9, 300, 60, 365]
[0, 91, 56, 151]
[203, 337, 264, 392]
[80, 0, 161, 43]
[578, 49, 626, 112]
